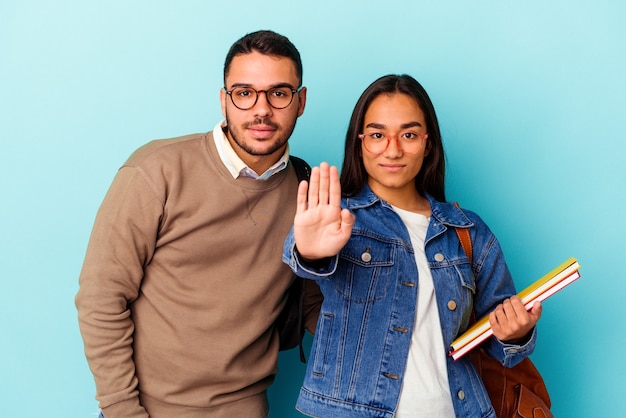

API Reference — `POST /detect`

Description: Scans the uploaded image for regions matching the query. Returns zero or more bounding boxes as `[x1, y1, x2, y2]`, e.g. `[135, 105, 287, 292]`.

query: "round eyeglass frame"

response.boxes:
[224, 86, 300, 110]
[358, 132, 429, 155]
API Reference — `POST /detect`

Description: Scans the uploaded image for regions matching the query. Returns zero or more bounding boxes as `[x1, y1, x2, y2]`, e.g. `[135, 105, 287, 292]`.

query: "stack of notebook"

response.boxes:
[449, 257, 581, 360]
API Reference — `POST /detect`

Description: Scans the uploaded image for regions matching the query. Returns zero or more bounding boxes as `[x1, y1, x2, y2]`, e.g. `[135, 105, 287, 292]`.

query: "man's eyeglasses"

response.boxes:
[224, 86, 300, 110]
[358, 131, 429, 155]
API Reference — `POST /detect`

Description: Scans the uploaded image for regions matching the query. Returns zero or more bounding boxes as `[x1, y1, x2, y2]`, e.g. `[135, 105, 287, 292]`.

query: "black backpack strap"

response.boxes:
[289, 155, 311, 183]
[278, 155, 311, 362]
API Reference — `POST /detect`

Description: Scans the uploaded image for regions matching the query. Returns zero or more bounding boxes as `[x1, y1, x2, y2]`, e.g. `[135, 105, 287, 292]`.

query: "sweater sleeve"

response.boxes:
[75, 166, 163, 417]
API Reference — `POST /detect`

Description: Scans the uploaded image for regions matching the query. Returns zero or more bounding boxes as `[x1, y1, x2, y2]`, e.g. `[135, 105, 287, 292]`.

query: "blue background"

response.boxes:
[1, 1, 624, 417]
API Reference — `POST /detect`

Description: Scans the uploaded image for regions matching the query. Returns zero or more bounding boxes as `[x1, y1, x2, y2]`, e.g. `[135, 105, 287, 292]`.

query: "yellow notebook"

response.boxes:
[449, 257, 581, 360]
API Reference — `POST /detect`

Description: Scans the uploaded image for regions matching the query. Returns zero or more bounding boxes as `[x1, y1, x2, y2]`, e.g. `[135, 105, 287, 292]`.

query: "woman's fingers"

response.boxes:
[296, 179, 309, 215]
[306, 163, 337, 208]
[318, 162, 330, 205]
[329, 165, 342, 208]
[307, 166, 320, 207]
[490, 296, 542, 342]
[528, 301, 543, 322]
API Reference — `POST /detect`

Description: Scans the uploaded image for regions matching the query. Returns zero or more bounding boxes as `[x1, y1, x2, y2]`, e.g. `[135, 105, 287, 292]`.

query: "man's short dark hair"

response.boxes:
[224, 30, 303, 87]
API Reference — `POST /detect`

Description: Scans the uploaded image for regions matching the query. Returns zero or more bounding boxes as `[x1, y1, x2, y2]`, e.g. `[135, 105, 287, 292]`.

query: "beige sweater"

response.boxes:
[76, 131, 302, 417]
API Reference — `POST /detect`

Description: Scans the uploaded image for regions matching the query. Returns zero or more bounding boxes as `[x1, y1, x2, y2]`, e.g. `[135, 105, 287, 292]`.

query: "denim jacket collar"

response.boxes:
[345, 184, 474, 229]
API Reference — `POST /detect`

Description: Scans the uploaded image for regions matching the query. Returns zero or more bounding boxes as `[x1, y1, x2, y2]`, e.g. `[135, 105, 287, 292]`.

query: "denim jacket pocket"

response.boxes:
[311, 312, 335, 377]
[335, 232, 396, 303]
[449, 261, 476, 315]
[452, 261, 476, 294]
[432, 259, 476, 331]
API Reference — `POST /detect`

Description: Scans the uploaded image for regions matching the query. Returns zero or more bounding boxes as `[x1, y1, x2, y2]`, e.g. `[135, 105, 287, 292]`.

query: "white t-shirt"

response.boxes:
[393, 206, 455, 418]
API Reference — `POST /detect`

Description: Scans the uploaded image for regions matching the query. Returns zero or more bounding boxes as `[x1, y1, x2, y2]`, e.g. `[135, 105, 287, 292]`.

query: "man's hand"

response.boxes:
[293, 162, 355, 260]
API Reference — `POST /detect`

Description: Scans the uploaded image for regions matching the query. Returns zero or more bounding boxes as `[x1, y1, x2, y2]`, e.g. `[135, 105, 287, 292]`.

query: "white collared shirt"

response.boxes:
[212, 121, 290, 180]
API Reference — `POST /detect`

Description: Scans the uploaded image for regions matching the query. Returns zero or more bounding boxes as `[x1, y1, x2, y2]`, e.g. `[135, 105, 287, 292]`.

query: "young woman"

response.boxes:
[282, 74, 542, 417]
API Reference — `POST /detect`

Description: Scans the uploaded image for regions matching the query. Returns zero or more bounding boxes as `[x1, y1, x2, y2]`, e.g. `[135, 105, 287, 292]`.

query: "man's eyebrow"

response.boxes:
[227, 82, 297, 90]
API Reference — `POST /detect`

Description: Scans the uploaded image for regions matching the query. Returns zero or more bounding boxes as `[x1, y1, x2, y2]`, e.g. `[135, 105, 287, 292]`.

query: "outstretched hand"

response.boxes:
[490, 296, 542, 344]
[293, 162, 355, 260]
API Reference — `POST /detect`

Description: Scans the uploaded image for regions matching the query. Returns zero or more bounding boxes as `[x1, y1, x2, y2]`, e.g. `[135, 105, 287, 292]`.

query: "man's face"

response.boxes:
[221, 51, 306, 168]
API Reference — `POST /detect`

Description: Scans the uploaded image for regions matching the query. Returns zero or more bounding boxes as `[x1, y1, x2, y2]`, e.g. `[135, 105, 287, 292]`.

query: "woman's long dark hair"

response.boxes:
[340, 74, 446, 202]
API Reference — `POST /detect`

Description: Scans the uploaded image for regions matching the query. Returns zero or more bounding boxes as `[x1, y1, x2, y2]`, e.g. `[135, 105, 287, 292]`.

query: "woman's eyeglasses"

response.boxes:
[358, 132, 429, 155]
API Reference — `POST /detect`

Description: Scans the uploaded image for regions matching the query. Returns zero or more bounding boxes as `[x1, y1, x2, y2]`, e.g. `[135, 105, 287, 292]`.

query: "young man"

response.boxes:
[76, 30, 319, 418]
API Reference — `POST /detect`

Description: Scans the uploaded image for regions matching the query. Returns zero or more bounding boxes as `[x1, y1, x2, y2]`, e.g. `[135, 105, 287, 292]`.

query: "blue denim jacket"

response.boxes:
[283, 186, 537, 418]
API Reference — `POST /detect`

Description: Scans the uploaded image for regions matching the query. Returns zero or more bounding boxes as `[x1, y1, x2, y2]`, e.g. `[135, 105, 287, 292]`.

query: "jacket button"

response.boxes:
[447, 300, 457, 310]
[434, 253, 445, 262]
[457, 390, 465, 400]
[361, 250, 372, 262]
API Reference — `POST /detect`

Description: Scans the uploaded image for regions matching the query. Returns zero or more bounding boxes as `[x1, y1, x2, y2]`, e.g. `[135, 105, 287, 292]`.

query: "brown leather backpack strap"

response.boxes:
[452, 202, 476, 325]
[452, 202, 473, 266]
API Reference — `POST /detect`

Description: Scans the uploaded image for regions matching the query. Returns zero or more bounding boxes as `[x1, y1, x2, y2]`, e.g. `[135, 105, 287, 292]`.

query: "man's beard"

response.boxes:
[225, 113, 297, 157]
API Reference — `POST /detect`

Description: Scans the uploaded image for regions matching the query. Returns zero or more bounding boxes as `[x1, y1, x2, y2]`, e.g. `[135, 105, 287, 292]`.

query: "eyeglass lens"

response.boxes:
[360, 133, 427, 154]
[228, 87, 295, 110]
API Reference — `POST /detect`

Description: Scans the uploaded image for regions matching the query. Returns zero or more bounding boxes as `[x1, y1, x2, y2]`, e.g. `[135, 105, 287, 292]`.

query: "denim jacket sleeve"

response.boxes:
[282, 227, 339, 279]
[467, 216, 538, 367]
[486, 327, 537, 367]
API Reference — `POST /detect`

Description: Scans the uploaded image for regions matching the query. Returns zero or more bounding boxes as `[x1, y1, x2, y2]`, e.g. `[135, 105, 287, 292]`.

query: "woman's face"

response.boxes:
[361, 93, 430, 201]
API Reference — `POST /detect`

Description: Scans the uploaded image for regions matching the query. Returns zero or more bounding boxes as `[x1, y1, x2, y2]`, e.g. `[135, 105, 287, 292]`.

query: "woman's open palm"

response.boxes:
[293, 162, 355, 260]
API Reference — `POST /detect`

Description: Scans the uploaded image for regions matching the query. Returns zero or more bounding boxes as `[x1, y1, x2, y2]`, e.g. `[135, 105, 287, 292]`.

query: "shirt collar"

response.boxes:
[212, 120, 290, 180]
